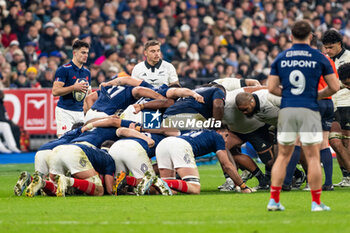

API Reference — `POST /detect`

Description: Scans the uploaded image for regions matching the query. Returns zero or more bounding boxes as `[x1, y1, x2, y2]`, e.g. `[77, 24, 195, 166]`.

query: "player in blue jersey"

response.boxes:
[266, 20, 339, 211]
[14, 123, 84, 197]
[47, 143, 116, 197]
[52, 40, 91, 137]
[84, 77, 166, 122]
[152, 127, 252, 194]
[162, 84, 225, 123]
[109, 127, 174, 195]
[125, 83, 205, 123]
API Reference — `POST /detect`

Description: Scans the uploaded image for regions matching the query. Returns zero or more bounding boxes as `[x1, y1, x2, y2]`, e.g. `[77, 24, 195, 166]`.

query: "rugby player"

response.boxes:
[322, 29, 350, 187]
[266, 20, 339, 211]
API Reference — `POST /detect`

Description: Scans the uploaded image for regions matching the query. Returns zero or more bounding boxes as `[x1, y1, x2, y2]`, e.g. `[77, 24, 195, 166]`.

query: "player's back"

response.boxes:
[91, 85, 136, 115]
[38, 127, 82, 151]
[164, 87, 225, 119]
[272, 44, 334, 111]
[75, 144, 115, 175]
[70, 127, 119, 148]
[179, 129, 225, 157]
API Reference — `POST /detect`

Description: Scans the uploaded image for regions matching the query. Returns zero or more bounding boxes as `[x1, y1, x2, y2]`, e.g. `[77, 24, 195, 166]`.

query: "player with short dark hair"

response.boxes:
[52, 39, 91, 137]
[322, 29, 350, 187]
[267, 20, 339, 211]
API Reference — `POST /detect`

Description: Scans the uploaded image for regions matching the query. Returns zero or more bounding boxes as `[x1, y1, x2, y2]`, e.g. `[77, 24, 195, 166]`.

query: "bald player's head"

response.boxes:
[236, 92, 256, 117]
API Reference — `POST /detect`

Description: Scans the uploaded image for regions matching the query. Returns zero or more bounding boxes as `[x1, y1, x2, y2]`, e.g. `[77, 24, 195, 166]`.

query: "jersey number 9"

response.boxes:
[289, 70, 305, 95]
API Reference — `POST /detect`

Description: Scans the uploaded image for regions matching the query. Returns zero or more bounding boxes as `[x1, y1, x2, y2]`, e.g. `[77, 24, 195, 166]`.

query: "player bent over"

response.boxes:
[266, 20, 339, 211]
[152, 127, 252, 195]
[109, 127, 174, 195]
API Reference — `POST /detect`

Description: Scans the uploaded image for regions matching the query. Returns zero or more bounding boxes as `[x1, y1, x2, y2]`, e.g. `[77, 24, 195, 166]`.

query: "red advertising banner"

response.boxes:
[3, 89, 59, 135]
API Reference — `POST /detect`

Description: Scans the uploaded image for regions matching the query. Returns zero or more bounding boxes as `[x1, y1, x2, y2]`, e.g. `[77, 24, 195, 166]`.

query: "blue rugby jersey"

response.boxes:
[270, 44, 334, 111]
[163, 87, 225, 119]
[120, 133, 166, 158]
[70, 127, 119, 148]
[74, 144, 115, 176]
[55, 61, 91, 111]
[179, 129, 226, 157]
[91, 81, 152, 115]
[38, 127, 82, 151]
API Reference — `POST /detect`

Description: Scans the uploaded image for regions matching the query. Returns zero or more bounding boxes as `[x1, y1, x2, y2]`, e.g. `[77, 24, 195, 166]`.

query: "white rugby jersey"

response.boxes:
[332, 49, 350, 108]
[213, 77, 243, 91]
[223, 88, 264, 134]
[132, 60, 178, 88]
[252, 89, 281, 126]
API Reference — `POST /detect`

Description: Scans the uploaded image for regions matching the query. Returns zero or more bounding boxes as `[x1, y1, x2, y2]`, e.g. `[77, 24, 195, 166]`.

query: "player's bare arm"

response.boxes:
[245, 79, 262, 86]
[52, 79, 88, 96]
[242, 86, 267, 93]
[318, 73, 340, 99]
[212, 98, 225, 120]
[84, 91, 98, 113]
[100, 77, 143, 88]
[216, 150, 252, 193]
[132, 87, 167, 100]
[116, 127, 155, 147]
[104, 174, 114, 195]
[133, 98, 175, 114]
[166, 88, 205, 103]
[267, 75, 282, 96]
[82, 117, 123, 132]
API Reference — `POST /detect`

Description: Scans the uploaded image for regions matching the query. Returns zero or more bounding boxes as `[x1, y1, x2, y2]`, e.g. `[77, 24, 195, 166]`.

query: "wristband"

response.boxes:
[135, 126, 142, 132]
[140, 104, 145, 110]
[86, 123, 94, 130]
[239, 183, 247, 189]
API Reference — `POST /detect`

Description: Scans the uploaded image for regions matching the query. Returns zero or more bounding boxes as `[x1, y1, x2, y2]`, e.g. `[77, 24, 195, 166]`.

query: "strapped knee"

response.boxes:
[182, 176, 201, 186]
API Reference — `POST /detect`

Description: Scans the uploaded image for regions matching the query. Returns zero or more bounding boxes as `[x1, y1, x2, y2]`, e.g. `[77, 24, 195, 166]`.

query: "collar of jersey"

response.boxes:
[145, 59, 162, 70]
[70, 60, 83, 71]
[333, 48, 345, 61]
[252, 93, 260, 113]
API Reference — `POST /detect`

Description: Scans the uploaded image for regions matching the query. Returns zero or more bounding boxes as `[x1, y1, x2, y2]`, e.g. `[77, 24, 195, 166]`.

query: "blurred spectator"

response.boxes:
[39, 68, 54, 88]
[173, 41, 189, 62]
[100, 49, 123, 74]
[23, 42, 38, 66]
[39, 22, 57, 53]
[117, 58, 137, 78]
[1, 23, 18, 48]
[26, 66, 41, 88]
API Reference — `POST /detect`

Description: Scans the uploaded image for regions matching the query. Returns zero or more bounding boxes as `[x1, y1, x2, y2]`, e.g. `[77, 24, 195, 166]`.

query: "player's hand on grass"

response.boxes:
[193, 93, 205, 103]
[74, 79, 89, 92]
[241, 186, 253, 193]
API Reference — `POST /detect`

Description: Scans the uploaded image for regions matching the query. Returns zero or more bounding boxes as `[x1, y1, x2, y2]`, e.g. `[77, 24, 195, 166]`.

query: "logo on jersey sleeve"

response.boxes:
[143, 110, 162, 129]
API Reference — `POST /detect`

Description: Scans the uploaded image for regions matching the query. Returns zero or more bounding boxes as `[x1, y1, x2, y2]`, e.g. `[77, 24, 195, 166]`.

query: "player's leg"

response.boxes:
[34, 150, 53, 177]
[268, 108, 298, 211]
[55, 106, 75, 137]
[299, 109, 330, 211]
[157, 137, 197, 194]
[329, 120, 350, 186]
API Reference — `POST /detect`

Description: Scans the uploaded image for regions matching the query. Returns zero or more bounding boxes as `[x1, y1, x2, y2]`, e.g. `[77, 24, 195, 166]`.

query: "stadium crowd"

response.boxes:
[0, 0, 350, 89]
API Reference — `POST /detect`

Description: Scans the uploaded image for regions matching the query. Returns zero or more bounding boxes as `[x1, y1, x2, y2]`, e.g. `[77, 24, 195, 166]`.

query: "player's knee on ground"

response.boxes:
[34, 150, 52, 176]
[183, 176, 201, 194]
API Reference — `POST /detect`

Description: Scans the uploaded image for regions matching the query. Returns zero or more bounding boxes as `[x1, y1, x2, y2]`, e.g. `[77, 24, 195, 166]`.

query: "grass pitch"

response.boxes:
[1, 162, 349, 233]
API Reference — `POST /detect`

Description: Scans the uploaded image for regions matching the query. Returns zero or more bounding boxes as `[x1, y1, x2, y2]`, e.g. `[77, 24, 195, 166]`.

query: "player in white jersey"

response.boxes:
[322, 29, 350, 187]
[212, 77, 261, 91]
[220, 87, 272, 190]
[132, 40, 179, 88]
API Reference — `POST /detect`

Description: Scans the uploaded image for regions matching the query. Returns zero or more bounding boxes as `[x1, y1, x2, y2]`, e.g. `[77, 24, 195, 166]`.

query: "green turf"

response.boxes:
[1, 162, 349, 233]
